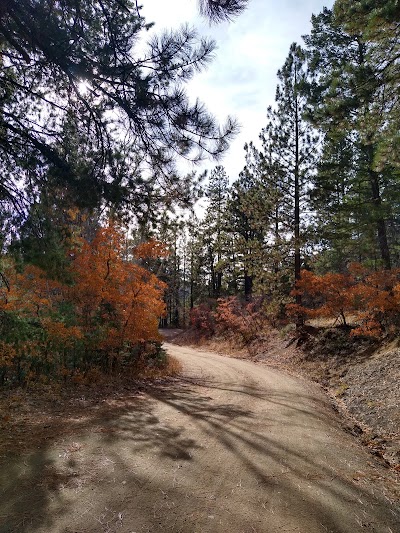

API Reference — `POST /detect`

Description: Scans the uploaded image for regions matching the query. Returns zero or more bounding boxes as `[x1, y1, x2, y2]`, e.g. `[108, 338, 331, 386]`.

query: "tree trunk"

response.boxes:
[294, 67, 303, 328]
[216, 271, 222, 298]
[367, 151, 391, 269]
[244, 271, 253, 300]
[189, 248, 195, 309]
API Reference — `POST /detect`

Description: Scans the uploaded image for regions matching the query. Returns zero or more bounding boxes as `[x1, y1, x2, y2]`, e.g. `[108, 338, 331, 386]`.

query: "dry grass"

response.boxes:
[306, 315, 359, 328]
[137, 355, 183, 378]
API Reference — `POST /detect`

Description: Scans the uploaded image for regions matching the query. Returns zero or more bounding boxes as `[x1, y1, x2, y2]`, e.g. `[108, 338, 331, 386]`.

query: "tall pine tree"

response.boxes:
[304, 8, 400, 269]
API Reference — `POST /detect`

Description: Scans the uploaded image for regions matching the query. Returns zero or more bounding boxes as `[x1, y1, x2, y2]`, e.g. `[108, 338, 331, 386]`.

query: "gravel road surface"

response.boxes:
[1, 343, 399, 532]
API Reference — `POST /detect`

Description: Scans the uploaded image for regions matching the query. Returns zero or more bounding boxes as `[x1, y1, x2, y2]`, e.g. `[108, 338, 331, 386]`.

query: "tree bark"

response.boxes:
[294, 65, 303, 328]
[365, 144, 391, 269]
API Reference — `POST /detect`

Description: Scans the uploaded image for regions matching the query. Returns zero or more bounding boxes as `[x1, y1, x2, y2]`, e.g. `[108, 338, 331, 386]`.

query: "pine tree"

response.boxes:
[0, 1, 237, 212]
[304, 7, 400, 269]
[186, 214, 210, 307]
[238, 141, 292, 315]
[150, 212, 184, 328]
[225, 168, 268, 300]
[255, 44, 316, 317]
[203, 166, 230, 297]
[198, 0, 249, 22]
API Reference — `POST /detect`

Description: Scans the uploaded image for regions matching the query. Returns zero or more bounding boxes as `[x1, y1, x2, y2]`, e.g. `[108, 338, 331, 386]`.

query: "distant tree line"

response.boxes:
[1, 1, 400, 386]
[154, 2, 400, 337]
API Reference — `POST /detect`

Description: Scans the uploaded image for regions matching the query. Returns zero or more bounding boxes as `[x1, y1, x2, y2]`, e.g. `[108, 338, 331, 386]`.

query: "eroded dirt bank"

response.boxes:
[1, 343, 399, 532]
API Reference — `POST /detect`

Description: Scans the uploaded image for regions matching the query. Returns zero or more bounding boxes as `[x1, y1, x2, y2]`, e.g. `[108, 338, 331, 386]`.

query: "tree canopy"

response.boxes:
[198, 0, 249, 22]
[3, 0, 400, 387]
[0, 0, 238, 215]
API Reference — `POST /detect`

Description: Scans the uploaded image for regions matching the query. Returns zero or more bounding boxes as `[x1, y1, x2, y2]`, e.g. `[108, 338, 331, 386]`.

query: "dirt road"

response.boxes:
[1, 343, 399, 532]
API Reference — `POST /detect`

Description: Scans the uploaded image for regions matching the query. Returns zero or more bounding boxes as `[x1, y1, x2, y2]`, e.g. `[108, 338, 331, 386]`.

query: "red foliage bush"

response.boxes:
[0, 222, 167, 385]
[215, 296, 265, 344]
[289, 265, 400, 337]
[189, 303, 216, 335]
[287, 270, 354, 326]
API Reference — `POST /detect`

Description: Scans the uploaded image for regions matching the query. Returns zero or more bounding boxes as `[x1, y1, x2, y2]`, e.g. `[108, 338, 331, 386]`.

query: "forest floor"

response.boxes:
[170, 326, 400, 471]
[1, 342, 399, 533]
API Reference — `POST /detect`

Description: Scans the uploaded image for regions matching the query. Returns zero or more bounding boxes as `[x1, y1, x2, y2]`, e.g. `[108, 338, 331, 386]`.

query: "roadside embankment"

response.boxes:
[165, 326, 400, 470]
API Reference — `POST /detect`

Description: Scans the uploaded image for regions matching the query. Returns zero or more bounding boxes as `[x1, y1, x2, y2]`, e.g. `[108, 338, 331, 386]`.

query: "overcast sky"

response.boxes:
[141, 0, 334, 182]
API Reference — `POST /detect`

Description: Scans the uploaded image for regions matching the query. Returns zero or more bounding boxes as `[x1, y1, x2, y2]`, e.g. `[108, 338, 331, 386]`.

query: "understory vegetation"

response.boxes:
[1, 1, 400, 391]
[156, 3, 400, 351]
[0, 219, 170, 386]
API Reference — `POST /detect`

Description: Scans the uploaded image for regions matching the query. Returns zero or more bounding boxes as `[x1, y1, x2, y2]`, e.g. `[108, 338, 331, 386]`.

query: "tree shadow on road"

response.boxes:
[1, 377, 399, 532]
[142, 378, 400, 532]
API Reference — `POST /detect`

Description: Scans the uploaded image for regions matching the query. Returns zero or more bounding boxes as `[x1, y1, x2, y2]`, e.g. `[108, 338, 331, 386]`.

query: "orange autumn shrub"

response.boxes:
[0, 221, 167, 385]
[287, 270, 355, 326]
[68, 223, 166, 357]
[350, 266, 400, 336]
[289, 265, 400, 337]
[133, 239, 169, 260]
[215, 296, 265, 345]
[0, 260, 66, 384]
